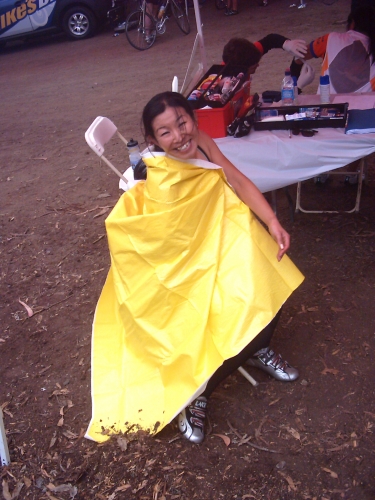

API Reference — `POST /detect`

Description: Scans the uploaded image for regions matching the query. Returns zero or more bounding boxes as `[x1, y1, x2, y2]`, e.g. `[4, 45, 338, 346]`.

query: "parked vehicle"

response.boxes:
[0, 0, 115, 45]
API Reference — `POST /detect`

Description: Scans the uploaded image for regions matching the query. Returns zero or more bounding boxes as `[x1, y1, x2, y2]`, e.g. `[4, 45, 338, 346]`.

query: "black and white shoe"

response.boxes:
[246, 347, 299, 382]
[227, 117, 240, 136]
[178, 396, 207, 444]
[234, 116, 252, 138]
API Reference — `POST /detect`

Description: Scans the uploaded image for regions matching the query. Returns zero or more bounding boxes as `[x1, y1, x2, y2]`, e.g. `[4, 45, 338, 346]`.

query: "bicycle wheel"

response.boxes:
[170, 0, 190, 35]
[125, 10, 156, 50]
[215, 0, 227, 10]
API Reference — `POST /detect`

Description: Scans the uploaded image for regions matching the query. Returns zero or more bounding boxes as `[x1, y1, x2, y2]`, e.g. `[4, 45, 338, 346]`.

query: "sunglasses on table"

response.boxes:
[292, 129, 319, 137]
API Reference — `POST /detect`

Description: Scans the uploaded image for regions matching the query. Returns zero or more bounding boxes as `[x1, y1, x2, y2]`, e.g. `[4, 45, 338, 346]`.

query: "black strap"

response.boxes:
[197, 145, 211, 162]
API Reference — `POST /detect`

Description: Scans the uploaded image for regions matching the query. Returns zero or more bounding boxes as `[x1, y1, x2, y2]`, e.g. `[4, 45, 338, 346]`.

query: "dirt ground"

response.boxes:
[1, 0, 375, 498]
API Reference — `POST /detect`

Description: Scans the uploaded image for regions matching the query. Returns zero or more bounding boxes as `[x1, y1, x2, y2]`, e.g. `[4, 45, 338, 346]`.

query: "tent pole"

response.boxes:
[192, 0, 208, 71]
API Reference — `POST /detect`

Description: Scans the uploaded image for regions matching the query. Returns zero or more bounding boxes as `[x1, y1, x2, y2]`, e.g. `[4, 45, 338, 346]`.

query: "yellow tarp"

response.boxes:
[85, 153, 304, 442]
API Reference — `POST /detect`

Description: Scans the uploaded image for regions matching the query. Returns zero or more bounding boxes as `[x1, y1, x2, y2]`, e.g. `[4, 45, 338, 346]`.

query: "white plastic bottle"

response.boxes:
[127, 139, 141, 170]
[292, 76, 299, 104]
[221, 72, 244, 105]
[320, 75, 330, 104]
[158, 4, 166, 19]
[220, 78, 234, 104]
[281, 68, 294, 106]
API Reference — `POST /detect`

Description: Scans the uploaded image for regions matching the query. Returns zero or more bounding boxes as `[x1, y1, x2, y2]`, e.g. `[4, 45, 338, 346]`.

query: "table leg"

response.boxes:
[295, 157, 366, 214]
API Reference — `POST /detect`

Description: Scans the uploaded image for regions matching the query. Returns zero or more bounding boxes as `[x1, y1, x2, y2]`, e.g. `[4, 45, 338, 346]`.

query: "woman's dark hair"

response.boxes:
[142, 91, 196, 141]
[222, 38, 262, 68]
[347, 5, 375, 62]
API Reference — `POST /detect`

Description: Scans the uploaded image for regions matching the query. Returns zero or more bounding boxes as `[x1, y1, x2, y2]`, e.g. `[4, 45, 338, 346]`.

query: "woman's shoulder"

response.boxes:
[198, 128, 213, 144]
[197, 129, 217, 153]
[197, 130, 217, 161]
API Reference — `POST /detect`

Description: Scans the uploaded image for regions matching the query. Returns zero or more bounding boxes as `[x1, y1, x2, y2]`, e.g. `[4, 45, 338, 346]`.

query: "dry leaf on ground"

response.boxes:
[212, 433, 231, 446]
[322, 467, 338, 479]
[18, 299, 34, 317]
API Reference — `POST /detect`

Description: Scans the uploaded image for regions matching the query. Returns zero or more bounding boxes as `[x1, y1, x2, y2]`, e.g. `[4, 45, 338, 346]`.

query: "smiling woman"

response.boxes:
[86, 91, 304, 446]
[143, 100, 201, 161]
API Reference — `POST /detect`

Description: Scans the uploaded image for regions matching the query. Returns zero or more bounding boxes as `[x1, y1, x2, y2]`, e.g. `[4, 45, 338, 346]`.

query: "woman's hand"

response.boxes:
[268, 218, 290, 261]
[282, 39, 307, 59]
[297, 62, 315, 89]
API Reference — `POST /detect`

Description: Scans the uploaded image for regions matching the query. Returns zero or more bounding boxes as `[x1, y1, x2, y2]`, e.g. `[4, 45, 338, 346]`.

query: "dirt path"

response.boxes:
[1, 0, 375, 498]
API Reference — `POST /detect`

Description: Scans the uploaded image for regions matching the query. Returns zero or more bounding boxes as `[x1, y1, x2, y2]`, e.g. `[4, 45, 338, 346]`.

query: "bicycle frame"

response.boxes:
[134, 0, 168, 34]
[155, 0, 170, 32]
[125, 0, 189, 50]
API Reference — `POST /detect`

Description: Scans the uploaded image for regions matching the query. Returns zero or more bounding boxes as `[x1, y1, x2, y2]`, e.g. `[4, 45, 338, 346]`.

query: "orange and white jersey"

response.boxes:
[310, 30, 375, 93]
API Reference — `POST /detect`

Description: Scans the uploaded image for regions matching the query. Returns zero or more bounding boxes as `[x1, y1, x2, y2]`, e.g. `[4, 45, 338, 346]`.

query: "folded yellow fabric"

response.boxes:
[86, 153, 304, 442]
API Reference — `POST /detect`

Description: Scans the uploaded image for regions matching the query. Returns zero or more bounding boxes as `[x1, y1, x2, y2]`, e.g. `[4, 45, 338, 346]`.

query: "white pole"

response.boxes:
[0, 407, 10, 466]
[192, 0, 208, 72]
[238, 366, 259, 387]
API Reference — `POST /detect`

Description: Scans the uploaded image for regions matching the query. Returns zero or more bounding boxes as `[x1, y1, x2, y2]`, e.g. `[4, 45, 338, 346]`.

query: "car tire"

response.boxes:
[62, 6, 97, 40]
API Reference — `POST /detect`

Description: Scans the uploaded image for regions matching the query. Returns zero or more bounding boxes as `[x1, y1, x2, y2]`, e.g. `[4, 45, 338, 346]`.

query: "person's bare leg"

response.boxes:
[145, 2, 157, 36]
[225, 0, 238, 15]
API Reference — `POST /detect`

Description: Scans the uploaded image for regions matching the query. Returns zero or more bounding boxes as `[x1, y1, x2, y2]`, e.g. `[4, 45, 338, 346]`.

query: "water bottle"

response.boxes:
[320, 75, 330, 104]
[158, 4, 166, 18]
[221, 72, 244, 105]
[281, 68, 294, 106]
[231, 72, 244, 93]
[220, 79, 233, 104]
[292, 76, 298, 104]
[127, 138, 141, 170]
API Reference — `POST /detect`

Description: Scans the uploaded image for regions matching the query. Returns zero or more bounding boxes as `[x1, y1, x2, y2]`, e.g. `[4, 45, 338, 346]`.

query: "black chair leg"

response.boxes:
[270, 188, 294, 222]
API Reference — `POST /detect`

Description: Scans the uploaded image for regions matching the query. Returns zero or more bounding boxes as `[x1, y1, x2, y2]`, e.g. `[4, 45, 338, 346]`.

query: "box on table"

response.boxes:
[254, 102, 349, 131]
[194, 102, 235, 139]
[188, 64, 250, 139]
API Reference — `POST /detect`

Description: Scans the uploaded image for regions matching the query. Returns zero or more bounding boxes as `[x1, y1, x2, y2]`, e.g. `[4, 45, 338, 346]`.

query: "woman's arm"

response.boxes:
[295, 45, 314, 63]
[294, 34, 329, 64]
[255, 34, 307, 59]
[255, 33, 288, 55]
[199, 131, 290, 261]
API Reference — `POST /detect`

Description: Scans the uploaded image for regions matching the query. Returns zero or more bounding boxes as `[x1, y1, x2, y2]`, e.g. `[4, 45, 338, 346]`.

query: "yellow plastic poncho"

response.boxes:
[85, 153, 304, 442]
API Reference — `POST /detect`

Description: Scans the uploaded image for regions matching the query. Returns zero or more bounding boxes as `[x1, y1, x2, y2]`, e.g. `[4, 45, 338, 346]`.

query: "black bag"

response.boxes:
[133, 159, 147, 180]
[262, 90, 281, 103]
[227, 93, 260, 138]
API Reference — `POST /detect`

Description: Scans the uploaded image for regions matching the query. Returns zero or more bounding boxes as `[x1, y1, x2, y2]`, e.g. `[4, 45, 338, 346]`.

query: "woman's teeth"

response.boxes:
[177, 141, 190, 151]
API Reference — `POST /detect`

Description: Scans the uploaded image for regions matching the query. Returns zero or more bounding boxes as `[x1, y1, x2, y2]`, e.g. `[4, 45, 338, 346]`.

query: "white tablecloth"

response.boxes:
[215, 94, 375, 193]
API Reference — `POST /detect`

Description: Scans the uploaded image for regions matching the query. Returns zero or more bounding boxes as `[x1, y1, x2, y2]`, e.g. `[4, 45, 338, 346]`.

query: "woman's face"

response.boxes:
[149, 106, 199, 160]
[247, 62, 260, 75]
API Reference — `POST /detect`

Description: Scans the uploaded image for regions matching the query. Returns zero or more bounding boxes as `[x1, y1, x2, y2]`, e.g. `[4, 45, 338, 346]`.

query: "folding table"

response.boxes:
[215, 93, 375, 212]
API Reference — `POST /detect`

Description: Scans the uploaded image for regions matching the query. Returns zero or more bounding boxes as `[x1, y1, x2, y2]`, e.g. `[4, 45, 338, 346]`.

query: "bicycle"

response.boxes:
[125, 0, 190, 50]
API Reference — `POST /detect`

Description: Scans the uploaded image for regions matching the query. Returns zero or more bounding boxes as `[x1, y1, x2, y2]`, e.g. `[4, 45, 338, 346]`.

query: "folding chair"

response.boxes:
[85, 116, 129, 185]
[0, 407, 10, 466]
[295, 156, 366, 214]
